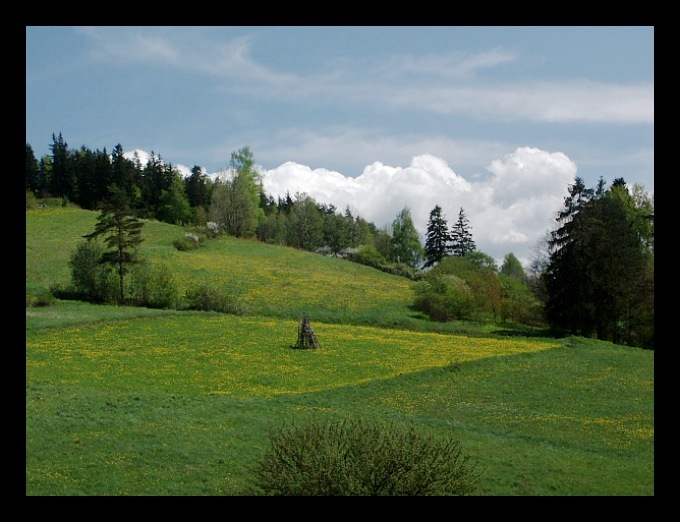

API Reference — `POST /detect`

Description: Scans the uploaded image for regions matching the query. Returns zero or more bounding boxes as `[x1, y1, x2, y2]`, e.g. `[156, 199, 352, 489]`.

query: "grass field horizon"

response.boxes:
[25, 207, 654, 495]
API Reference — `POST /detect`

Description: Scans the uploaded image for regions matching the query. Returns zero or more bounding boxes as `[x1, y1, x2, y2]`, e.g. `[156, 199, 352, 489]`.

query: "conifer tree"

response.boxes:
[450, 207, 476, 257]
[543, 176, 654, 346]
[424, 204, 452, 268]
[185, 165, 212, 210]
[111, 144, 139, 206]
[84, 184, 144, 302]
[48, 132, 74, 200]
[26, 144, 40, 195]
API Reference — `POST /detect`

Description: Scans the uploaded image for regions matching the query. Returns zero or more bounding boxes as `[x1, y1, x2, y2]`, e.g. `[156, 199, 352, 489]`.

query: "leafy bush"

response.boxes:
[349, 246, 423, 280]
[245, 417, 479, 496]
[350, 244, 388, 269]
[130, 261, 182, 309]
[30, 289, 56, 307]
[68, 239, 118, 303]
[414, 273, 474, 322]
[26, 191, 39, 210]
[379, 262, 422, 280]
[173, 233, 205, 251]
[498, 274, 544, 325]
[185, 281, 244, 315]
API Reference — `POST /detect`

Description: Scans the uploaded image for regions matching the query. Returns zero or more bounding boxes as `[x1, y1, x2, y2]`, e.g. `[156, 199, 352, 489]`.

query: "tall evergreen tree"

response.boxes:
[26, 144, 40, 195]
[72, 146, 98, 210]
[543, 176, 653, 346]
[111, 144, 139, 206]
[424, 204, 452, 268]
[48, 132, 74, 200]
[185, 165, 212, 210]
[91, 148, 113, 207]
[543, 177, 595, 336]
[38, 155, 52, 197]
[450, 207, 476, 257]
[84, 185, 144, 302]
[140, 151, 170, 215]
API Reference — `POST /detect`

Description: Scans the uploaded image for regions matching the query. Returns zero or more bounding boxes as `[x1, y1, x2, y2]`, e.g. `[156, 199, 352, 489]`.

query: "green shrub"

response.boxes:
[31, 289, 56, 307]
[350, 244, 388, 269]
[186, 281, 244, 315]
[131, 261, 182, 309]
[245, 417, 479, 496]
[26, 191, 38, 210]
[173, 233, 204, 251]
[498, 274, 544, 325]
[68, 239, 118, 303]
[380, 262, 422, 280]
[414, 274, 474, 322]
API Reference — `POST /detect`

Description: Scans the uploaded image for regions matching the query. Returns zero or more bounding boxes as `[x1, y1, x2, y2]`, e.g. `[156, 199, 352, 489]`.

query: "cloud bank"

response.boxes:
[125, 145, 577, 265]
[261, 147, 577, 266]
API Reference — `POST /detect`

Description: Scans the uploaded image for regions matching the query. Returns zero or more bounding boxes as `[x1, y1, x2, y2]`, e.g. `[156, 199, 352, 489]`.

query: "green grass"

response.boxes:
[25, 208, 654, 495]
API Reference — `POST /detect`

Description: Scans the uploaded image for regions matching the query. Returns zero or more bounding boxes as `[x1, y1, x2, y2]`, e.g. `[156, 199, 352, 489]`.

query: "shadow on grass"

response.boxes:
[491, 326, 553, 338]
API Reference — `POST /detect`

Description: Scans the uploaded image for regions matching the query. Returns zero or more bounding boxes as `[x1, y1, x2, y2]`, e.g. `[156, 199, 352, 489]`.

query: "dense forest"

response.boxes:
[26, 133, 654, 348]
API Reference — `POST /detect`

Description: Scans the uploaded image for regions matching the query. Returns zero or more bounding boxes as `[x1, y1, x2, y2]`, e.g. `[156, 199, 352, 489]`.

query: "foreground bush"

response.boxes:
[246, 417, 479, 496]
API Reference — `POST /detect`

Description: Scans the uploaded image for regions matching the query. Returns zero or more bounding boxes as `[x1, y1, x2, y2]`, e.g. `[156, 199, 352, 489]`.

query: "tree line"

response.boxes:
[27, 133, 654, 348]
[26, 135, 420, 272]
[541, 176, 654, 348]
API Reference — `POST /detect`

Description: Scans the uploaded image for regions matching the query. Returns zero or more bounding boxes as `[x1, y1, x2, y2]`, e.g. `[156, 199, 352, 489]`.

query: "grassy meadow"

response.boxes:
[25, 208, 654, 495]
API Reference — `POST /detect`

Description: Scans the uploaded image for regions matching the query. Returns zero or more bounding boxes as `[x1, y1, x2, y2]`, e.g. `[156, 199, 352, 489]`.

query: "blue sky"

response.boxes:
[26, 26, 654, 264]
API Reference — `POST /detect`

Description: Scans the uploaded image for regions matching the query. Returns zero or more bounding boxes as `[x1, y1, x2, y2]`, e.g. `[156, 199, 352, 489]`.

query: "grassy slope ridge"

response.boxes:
[25, 208, 654, 496]
[26, 208, 414, 326]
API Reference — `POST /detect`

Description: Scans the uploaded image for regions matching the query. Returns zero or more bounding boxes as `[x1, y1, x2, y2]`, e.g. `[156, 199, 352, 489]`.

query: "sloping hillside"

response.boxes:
[26, 207, 415, 325]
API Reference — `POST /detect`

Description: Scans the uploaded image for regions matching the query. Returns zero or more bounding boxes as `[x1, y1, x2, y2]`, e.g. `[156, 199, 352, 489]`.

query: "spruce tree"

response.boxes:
[543, 176, 654, 346]
[450, 207, 476, 257]
[26, 144, 40, 195]
[424, 205, 452, 268]
[185, 165, 212, 209]
[111, 144, 139, 206]
[543, 177, 595, 336]
[48, 132, 74, 200]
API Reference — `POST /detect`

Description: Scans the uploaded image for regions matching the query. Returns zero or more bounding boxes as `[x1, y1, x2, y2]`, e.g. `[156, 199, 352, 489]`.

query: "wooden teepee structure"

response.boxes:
[294, 315, 319, 349]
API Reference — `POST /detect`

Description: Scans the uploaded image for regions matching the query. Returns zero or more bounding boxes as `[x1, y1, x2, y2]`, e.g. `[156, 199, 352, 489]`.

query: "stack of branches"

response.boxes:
[294, 315, 319, 349]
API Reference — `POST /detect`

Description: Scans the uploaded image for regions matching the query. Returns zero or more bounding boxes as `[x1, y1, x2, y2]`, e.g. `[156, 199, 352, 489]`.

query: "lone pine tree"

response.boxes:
[84, 184, 144, 302]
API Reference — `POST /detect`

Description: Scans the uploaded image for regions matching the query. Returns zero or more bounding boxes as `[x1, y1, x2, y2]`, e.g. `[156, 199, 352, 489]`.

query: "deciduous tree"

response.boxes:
[391, 206, 423, 268]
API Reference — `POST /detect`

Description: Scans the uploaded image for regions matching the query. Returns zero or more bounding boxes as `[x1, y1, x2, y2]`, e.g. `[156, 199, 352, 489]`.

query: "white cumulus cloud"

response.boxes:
[126, 145, 578, 267]
[261, 147, 577, 266]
